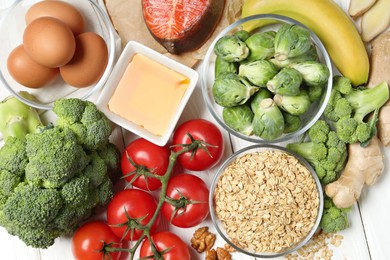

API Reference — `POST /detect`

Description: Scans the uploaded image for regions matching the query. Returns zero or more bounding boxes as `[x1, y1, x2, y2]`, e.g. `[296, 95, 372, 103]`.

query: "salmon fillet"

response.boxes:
[142, 0, 225, 54]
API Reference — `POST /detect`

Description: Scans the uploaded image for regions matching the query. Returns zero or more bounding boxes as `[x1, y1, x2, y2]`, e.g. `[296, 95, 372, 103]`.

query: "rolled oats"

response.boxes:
[214, 150, 320, 254]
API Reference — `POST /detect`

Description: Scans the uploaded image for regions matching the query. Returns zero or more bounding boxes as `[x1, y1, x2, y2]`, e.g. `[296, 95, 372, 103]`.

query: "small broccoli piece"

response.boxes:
[97, 143, 121, 176]
[333, 75, 352, 95]
[82, 152, 108, 188]
[90, 177, 114, 207]
[0, 170, 21, 196]
[0, 137, 27, 176]
[25, 127, 89, 188]
[320, 197, 350, 233]
[308, 119, 330, 143]
[3, 183, 63, 229]
[53, 98, 112, 150]
[61, 175, 91, 206]
[324, 77, 389, 144]
[287, 120, 347, 184]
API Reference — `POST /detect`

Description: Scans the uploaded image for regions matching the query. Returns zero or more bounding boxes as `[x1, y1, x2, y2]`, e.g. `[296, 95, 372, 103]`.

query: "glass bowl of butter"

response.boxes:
[97, 41, 198, 146]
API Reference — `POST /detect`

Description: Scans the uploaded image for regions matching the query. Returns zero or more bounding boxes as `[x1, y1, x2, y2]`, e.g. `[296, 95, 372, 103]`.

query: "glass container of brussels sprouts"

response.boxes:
[201, 14, 333, 143]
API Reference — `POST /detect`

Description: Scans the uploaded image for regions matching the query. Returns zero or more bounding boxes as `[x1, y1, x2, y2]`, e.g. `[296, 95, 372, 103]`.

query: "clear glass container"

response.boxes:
[0, 0, 117, 110]
[209, 144, 324, 258]
[201, 14, 333, 143]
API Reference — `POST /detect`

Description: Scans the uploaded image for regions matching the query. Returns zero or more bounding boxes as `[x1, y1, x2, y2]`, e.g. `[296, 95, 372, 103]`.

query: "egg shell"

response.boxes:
[7, 44, 59, 88]
[60, 32, 108, 88]
[23, 16, 76, 68]
[25, 0, 85, 35]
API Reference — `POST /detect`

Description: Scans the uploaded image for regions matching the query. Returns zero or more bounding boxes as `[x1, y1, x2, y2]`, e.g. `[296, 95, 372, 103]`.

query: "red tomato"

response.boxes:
[162, 173, 209, 228]
[140, 231, 190, 260]
[107, 189, 160, 241]
[72, 221, 122, 260]
[121, 138, 170, 191]
[172, 119, 224, 171]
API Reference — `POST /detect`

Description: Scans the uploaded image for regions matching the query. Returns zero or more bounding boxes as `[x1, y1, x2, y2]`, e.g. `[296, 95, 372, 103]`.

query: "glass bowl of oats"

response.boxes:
[209, 144, 323, 258]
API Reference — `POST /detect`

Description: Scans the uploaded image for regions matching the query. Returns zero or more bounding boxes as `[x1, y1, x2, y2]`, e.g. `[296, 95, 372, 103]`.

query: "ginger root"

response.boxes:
[325, 136, 384, 208]
[368, 31, 390, 146]
[191, 226, 216, 253]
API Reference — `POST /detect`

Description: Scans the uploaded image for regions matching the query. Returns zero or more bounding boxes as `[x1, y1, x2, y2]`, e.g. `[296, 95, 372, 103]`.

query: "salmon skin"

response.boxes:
[142, 0, 225, 54]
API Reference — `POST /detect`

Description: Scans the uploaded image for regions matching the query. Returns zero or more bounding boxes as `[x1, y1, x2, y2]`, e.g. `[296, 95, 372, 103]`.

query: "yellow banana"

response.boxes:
[241, 0, 369, 87]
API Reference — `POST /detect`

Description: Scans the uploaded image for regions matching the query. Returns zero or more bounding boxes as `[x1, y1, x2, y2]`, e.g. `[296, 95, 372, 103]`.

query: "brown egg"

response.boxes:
[23, 17, 76, 68]
[60, 32, 108, 88]
[7, 44, 59, 88]
[25, 0, 85, 35]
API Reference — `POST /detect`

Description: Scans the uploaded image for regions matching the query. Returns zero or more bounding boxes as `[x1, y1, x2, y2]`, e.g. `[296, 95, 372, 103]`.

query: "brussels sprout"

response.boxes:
[212, 72, 258, 107]
[239, 60, 279, 87]
[266, 67, 302, 95]
[274, 23, 312, 61]
[223, 105, 254, 135]
[234, 30, 250, 41]
[269, 45, 318, 68]
[306, 84, 324, 102]
[250, 88, 273, 115]
[274, 89, 311, 115]
[215, 56, 238, 78]
[245, 31, 276, 61]
[214, 35, 249, 62]
[252, 98, 285, 140]
[282, 112, 301, 133]
[288, 61, 330, 87]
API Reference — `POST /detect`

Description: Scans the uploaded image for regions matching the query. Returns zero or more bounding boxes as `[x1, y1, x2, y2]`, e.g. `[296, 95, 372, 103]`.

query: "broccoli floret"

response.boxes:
[287, 120, 347, 184]
[53, 98, 112, 150]
[320, 197, 350, 233]
[0, 137, 27, 176]
[25, 127, 89, 189]
[82, 152, 108, 188]
[61, 175, 91, 206]
[324, 76, 389, 144]
[308, 119, 330, 143]
[0, 170, 21, 196]
[90, 177, 114, 207]
[3, 184, 63, 229]
[97, 143, 121, 176]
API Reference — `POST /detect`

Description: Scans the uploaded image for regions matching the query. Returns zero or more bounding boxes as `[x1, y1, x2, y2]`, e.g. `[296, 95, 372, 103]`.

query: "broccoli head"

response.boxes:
[287, 120, 347, 184]
[320, 197, 350, 233]
[324, 76, 389, 144]
[25, 127, 89, 189]
[53, 98, 112, 150]
[0, 95, 118, 249]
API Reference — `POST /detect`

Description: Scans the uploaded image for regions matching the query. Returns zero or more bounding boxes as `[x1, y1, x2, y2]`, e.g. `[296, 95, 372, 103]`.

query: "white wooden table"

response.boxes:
[0, 0, 389, 259]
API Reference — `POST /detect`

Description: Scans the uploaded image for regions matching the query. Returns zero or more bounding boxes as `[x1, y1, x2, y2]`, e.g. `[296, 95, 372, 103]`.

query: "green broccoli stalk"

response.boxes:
[287, 120, 348, 184]
[320, 196, 350, 233]
[0, 92, 43, 141]
[324, 76, 389, 145]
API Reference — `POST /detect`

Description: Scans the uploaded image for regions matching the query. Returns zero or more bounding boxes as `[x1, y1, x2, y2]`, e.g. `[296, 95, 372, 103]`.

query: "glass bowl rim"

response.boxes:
[0, 0, 117, 110]
[201, 13, 333, 143]
[208, 144, 324, 258]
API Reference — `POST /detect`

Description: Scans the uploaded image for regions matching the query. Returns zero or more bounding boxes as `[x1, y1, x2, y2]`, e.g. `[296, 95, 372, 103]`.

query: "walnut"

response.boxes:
[216, 247, 232, 260]
[205, 249, 218, 260]
[224, 243, 236, 252]
[191, 226, 216, 253]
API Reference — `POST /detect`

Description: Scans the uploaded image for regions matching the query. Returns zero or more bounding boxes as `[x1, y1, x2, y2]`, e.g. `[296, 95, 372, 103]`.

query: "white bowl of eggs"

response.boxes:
[0, 0, 117, 110]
